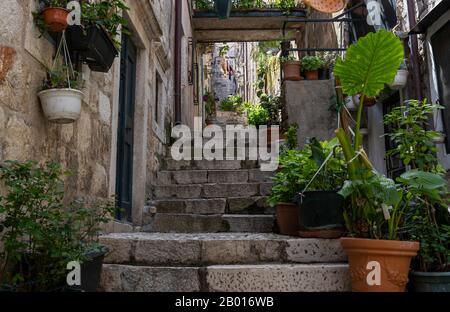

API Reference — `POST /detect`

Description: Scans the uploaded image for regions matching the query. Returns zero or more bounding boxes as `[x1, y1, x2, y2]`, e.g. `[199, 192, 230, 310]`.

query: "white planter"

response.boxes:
[433, 133, 446, 144]
[389, 69, 409, 90]
[345, 96, 357, 111]
[38, 88, 84, 124]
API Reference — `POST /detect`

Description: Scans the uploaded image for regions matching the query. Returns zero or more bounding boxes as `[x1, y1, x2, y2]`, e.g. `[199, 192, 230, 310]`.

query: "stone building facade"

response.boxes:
[0, 0, 197, 229]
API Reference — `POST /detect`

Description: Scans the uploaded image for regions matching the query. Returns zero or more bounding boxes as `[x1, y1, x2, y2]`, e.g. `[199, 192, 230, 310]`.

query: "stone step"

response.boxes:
[100, 263, 350, 292]
[156, 169, 273, 185]
[147, 196, 274, 215]
[142, 214, 275, 233]
[100, 233, 347, 266]
[152, 183, 272, 199]
[164, 159, 259, 171]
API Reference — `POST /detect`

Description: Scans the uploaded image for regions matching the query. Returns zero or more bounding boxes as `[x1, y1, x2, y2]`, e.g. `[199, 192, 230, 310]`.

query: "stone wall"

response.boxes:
[0, 0, 181, 228]
[284, 80, 338, 147]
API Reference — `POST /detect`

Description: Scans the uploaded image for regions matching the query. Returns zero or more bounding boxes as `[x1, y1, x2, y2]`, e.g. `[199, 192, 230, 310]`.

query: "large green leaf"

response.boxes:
[334, 30, 404, 98]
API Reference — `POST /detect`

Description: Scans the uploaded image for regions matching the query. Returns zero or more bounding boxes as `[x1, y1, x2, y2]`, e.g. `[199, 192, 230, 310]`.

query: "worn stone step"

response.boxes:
[100, 263, 350, 292]
[141, 214, 275, 233]
[147, 197, 273, 215]
[100, 233, 347, 266]
[206, 264, 351, 292]
[152, 183, 268, 199]
[164, 159, 258, 171]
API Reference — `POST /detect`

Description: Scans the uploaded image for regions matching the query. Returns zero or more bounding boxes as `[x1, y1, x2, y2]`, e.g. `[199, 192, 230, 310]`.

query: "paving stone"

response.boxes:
[207, 170, 248, 184]
[259, 182, 273, 196]
[203, 183, 259, 198]
[249, 169, 274, 182]
[153, 185, 202, 199]
[206, 264, 351, 292]
[223, 215, 275, 233]
[100, 265, 200, 292]
[173, 170, 208, 184]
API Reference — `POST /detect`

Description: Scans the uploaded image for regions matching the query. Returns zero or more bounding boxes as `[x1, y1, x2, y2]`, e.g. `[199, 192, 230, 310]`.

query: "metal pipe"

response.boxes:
[174, 0, 182, 124]
[406, 0, 422, 100]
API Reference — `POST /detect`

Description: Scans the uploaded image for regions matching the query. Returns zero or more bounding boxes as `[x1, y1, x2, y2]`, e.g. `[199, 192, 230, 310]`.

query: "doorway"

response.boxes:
[116, 34, 137, 222]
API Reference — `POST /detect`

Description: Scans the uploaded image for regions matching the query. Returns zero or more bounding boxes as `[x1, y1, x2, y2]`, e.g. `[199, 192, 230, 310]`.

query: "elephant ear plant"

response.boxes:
[333, 30, 420, 292]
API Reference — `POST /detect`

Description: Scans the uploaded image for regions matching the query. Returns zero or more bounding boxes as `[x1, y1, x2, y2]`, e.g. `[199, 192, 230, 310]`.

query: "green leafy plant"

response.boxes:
[220, 95, 244, 112]
[269, 138, 346, 206]
[333, 30, 405, 239]
[397, 170, 450, 272]
[41, 65, 82, 90]
[0, 161, 117, 292]
[279, 55, 297, 64]
[81, 0, 130, 48]
[203, 90, 216, 117]
[246, 104, 269, 127]
[259, 94, 281, 126]
[384, 99, 444, 173]
[301, 55, 325, 71]
[384, 99, 450, 272]
[283, 123, 298, 151]
[219, 44, 230, 57]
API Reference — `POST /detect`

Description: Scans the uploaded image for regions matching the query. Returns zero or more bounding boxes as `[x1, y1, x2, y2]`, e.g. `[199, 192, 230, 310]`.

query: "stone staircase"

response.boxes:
[144, 159, 275, 233]
[99, 233, 350, 292]
[99, 157, 350, 292]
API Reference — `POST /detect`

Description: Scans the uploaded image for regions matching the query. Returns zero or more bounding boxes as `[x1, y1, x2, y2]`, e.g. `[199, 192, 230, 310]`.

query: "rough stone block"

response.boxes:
[185, 199, 227, 214]
[285, 239, 347, 263]
[153, 185, 202, 199]
[100, 265, 200, 292]
[205, 264, 351, 292]
[194, 160, 242, 170]
[173, 170, 208, 184]
[222, 215, 275, 233]
[249, 169, 274, 182]
[203, 183, 259, 198]
[145, 214, 227, 233]
[135, 238, 201, 265]
[208, 170, 248, 183]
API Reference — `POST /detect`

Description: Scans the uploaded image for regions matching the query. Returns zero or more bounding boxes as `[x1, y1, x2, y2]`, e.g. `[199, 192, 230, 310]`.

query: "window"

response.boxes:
[155, 72, 163, 124]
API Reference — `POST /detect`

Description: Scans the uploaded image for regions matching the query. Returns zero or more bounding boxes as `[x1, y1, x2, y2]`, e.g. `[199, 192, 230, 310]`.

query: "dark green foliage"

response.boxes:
[0, 161, 117, 292]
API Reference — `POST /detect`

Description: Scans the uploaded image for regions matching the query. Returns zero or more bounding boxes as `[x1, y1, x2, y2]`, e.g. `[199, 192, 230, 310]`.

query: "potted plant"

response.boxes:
[293, 138, 347, 238]
[384, 100, 450, 292]
[65, 0, 130, 72]
[246, 103, 269, 128]
[334, 30, 420, 292]
[259, 94, 282, 145]
[301, 55, 325, 80]
[38, 65, 84, 124]
[389, 60, 409, 90]
[280, 55, 302, 81]
[0, 161, 117, 292]
[34, 0, 70, 33]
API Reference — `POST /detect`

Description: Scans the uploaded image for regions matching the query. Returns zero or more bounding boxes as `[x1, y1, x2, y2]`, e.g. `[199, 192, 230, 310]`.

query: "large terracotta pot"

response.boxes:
[341, 238, 420, 292]
[42, 7, 70, 33]
[282, 61, 302, 81]
[276, 203, 299, 236]
[305, 70, 319, 80]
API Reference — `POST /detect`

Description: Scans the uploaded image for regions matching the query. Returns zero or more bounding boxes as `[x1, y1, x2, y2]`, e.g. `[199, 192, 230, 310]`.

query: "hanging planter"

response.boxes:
[66, 25, 118, 73]
[41, 7, 70, 33]
[38, 32, 84, 124]
[214, 0, 232, 19]
[389, 69, 409, 90]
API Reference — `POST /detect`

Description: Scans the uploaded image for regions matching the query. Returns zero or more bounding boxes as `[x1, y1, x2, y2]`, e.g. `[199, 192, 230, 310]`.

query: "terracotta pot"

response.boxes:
[282, 61, 302, 81]
[305, 70, 319, 80]
[276, 203, 299, 236]
[42, 7, 70, 33]
[341, 237, 420, 292]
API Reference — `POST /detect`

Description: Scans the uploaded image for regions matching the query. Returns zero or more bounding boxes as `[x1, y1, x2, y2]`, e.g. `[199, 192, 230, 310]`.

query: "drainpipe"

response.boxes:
[174, 0, 182, 124]
[406, 0, 422, 100]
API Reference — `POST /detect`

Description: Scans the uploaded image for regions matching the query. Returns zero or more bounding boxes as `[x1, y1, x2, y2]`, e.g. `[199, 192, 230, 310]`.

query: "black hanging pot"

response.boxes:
[294, 191, 345, 239]
[66, 25, 118, 73]
[214, 0, 232, 19]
